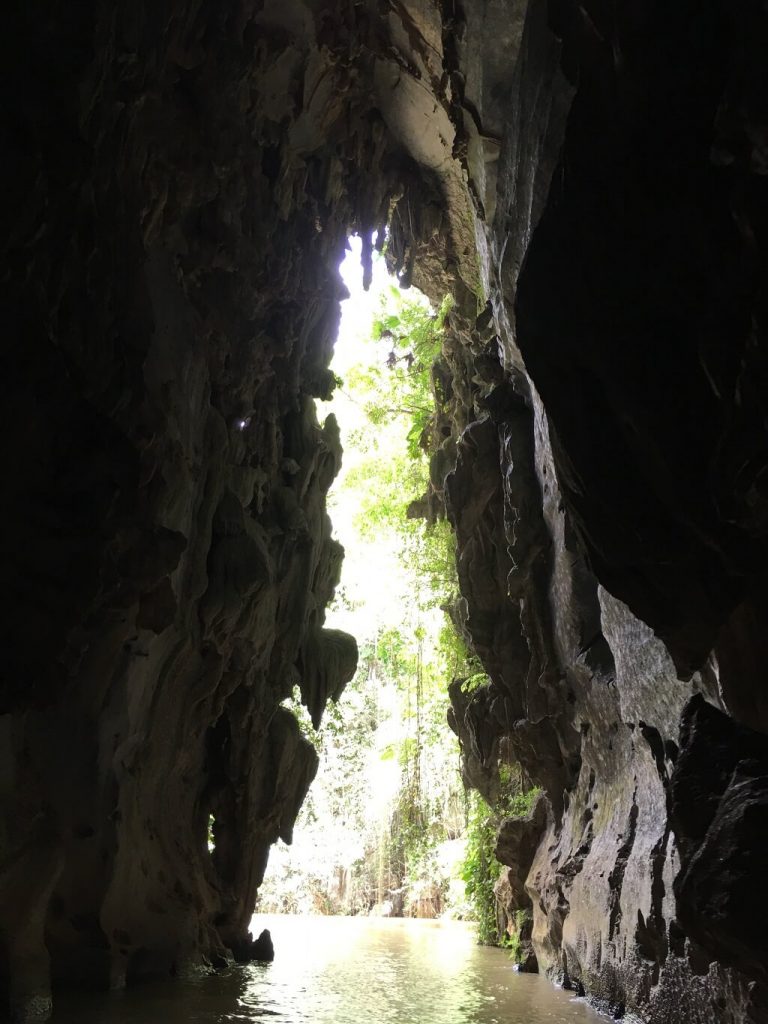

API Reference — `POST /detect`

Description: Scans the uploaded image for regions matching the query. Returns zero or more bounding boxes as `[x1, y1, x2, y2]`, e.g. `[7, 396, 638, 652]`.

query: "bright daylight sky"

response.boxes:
[317, 236, 419, 644]
[262, 240, 452, 892]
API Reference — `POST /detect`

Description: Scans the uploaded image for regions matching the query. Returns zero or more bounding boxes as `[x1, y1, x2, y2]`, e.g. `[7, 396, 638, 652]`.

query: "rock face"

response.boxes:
[494, 794, 548, 973]
[671, 696, 768, 989]
[445, 2, 768, 1021]
[2, 1, 767, 1022]
[1, 2, 367, 1018]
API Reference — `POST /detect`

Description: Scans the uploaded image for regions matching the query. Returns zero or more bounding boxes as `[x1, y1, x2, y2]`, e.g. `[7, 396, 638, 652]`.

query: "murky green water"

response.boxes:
[51, 915, 605, 1024]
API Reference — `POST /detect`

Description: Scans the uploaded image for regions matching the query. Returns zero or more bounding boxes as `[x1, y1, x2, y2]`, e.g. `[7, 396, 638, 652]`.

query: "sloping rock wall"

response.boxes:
[445, 1, 768, 1022]
[2, 1, 767, 1022]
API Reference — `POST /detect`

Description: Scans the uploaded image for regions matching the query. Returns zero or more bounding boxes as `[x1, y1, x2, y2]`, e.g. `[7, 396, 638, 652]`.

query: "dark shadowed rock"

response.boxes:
[671, 696, 768, 986]
[495, 794, 548, 903]
[2, 0, 768, 1021]
[494, 794, 548, 973]
[232, 929, 274, 965]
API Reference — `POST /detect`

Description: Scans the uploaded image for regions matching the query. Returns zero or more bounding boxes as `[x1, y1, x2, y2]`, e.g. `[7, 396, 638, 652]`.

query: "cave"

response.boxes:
[1, 1, 767, 1022]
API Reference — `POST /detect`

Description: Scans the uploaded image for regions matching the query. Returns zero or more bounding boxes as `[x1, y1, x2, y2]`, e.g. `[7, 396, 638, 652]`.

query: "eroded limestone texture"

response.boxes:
[2, 2, 372, 1017]
[671, 696, 768, 989]
[2, 0, 767, 1022]
[444, 2, 768, 1021]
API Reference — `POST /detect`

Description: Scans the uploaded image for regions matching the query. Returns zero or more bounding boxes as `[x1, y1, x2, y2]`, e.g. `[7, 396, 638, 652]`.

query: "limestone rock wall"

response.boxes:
[1, 2, 374, 1017]
[0, 0, 531, 1017]
[445, 1, 768, 1022]
[2, 1, 767, 1022]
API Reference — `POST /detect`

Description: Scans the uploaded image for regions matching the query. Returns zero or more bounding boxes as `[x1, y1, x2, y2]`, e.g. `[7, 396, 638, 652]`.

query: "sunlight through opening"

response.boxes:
[258, 235, 469, 920]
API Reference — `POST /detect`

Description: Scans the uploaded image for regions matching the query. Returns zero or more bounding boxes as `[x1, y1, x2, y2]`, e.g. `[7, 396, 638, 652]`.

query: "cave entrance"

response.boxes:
[254, 239, 539, 943]
[255, 236, 474, 921]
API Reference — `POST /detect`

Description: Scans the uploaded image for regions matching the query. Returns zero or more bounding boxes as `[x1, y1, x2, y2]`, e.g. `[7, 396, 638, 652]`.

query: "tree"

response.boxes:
[258, 280, 470, 919]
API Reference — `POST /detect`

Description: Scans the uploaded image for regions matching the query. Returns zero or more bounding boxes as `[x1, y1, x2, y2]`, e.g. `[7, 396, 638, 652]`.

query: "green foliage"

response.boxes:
[283, 685, 324, 752]
[499, 929, 520, 960]
[460, 768, 541, 946]
[502, 909, 532, 966]
[258, 279, 475, 919]
[504, 788, 540, 818]
[341, 290, 452, 540]
[335, 287, 473, 727]
[259, 265, 535, 929]
[359, 290, 453, 458]
[463, 671, 491, 694]
[460, 792, 501, 945]
[498, 765, 541, 820]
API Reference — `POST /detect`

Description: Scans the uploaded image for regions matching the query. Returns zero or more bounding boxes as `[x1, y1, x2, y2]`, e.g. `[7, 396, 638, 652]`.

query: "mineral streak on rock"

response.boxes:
[2, 0, 768, 1022]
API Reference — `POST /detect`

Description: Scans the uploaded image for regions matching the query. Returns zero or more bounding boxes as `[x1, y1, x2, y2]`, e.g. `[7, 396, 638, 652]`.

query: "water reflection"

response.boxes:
[51, 915, 605, 1024]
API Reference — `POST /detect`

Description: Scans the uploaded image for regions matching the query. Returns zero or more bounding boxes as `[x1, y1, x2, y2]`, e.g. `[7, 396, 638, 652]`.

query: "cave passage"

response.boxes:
[258, 237, 473, 923]
[4, 2, 768, 1021]
[258, 238, 543, 984]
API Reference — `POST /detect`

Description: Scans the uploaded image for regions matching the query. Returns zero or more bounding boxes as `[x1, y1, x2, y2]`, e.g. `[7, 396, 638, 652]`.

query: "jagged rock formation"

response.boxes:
[671, 696, 768, 991]
[494, 793, 547, 973]
[1, 3, 370, 1018]
[444, 2, 768, 1022]
[1, 0, 767, 1022]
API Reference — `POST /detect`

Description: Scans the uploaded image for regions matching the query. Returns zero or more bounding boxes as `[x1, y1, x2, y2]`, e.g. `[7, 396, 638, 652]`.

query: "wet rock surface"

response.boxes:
[671, 696, 768, 988]
[514, 1, 768, 685]
[2, 0, 768, 1022]
[444, 1, 768, 1021]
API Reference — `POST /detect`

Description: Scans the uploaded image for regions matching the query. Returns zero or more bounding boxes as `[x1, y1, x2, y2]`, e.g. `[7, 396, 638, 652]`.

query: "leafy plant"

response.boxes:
[259, 263, 536, 929]
[460, 792, 502, 944]
[500, 929, 520, 960]
[459, 773, 541, 946]
[503, 787, 540, 819]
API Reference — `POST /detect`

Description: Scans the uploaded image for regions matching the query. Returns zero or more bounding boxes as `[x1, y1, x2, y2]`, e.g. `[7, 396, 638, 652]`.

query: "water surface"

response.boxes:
[51, 915, 605, 1024]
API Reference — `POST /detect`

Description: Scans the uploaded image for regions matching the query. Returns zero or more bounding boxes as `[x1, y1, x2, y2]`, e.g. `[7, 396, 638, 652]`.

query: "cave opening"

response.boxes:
[253, 234, 542, 966]
[257, 235, 472, 921]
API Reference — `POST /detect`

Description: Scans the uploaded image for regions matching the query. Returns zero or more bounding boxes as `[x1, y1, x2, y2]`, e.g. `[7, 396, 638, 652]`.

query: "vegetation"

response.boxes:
[459, 775, 541, 947]
[258, 273, 471, 919]
[460, 792, 502, 944]
[258, 247, 538, 946]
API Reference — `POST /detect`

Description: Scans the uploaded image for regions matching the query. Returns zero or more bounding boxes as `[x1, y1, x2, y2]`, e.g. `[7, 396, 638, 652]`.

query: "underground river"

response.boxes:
[50, 915, 605, 1023]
